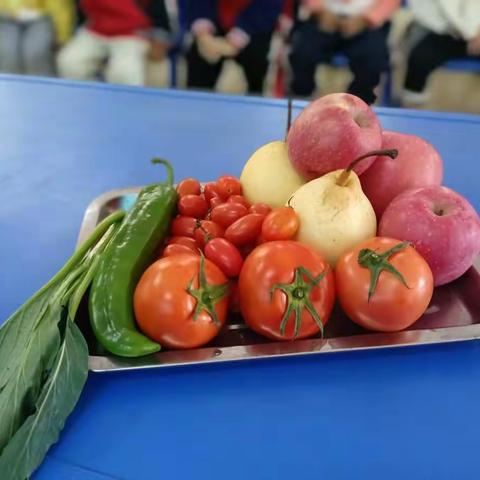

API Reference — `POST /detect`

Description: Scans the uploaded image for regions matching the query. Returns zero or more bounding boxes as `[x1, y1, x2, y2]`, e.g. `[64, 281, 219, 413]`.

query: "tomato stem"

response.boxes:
[186, 254, 229, 326]
[358, 242, 411, 301]
[270, 266, 327, 338]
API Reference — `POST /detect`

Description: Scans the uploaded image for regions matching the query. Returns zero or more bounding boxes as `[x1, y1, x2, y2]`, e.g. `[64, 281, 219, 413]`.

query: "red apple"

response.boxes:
[379, 186, 480, 286]
[361, 131, 443, 217]
[287, 93, 382, 179]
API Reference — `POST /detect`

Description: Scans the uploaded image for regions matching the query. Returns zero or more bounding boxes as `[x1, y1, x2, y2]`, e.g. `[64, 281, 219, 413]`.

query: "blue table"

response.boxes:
[1, 75, 480, 480]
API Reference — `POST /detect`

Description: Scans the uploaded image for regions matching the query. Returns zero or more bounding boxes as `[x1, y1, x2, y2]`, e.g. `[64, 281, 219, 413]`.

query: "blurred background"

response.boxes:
[0, 0, 479, 113]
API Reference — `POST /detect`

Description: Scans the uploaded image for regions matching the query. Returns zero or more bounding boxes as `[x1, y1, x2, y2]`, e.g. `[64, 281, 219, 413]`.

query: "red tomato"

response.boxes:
[211, 203, 248, 228]
[203, 182, 221, 204]
[227, 195, 250, 209]
[239, 241, 335, 341]
[262, 207, 299, 241]
[335, 237, 433, 332]
[216, 175, 242, 199]
[224, 213, 265, 246]
[194, 220, 225, 249]
[177, 178, 201, 197]
[163, 243, 199, 257]
[250, 203, 271, 215]
[168, 236, 198, 250]
[178, 194, 208, 219]
[209, 196, 224, 209]
[171, 216, 196, 238]
[134, 254, 229, 349]
[204, 238, 243, 277]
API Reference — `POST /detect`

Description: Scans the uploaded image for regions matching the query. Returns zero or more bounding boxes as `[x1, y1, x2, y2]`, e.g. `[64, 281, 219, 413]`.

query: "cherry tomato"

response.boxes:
[211, 203, 248, 228]
[262, 207, 299, 241]
[194, 220, 225, 249]
[250, 203, 271, 215]
[216, 175, 242, 199]
[178, 194, 208, 219]
[171, 216, 196, 238]
[163, 243, 199, 257]
[239, 241, 335, 341]
[168, 236, 198, 250]
[335, 237, 434, 332]
[209, 196, 224, 209]
[203, 182, 221, 204]
[227, 195, 250, 209]
[224, 213, 265, 246]
[204, 237, 244, 277]
[134, 254, 229, 349]
[177, 178, 201, 197]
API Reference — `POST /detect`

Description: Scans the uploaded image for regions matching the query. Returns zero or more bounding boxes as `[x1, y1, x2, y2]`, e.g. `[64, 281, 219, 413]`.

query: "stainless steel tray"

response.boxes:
[77, 188, 480, 372]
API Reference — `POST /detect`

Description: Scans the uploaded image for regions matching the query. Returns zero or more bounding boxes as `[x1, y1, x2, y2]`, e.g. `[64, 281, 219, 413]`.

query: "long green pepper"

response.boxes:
[89, 159, 178, 357]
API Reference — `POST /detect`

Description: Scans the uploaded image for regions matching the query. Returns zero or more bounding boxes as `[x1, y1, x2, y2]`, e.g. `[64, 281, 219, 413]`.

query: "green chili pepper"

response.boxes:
[89, 159, 177, 357]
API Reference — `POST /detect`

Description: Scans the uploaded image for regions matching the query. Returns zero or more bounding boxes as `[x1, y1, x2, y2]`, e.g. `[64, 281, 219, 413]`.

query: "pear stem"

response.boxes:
[336, 149, 398, 187]
[285, 96, 293, 141]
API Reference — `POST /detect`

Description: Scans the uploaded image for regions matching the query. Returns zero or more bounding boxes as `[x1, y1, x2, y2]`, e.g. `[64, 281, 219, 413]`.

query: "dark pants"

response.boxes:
[186, 33, 272, 94]
[405, 29, 477, 92]
[289, 20, 390, 104]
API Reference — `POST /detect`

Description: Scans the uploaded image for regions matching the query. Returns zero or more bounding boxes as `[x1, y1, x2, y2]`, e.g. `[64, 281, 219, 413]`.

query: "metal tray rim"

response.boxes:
[78, 187, 480, 373]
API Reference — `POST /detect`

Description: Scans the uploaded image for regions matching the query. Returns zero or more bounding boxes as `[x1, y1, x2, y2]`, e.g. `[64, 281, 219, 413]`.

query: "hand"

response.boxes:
[339, 15, 367, 38]
[148, 40, 169, 61]
[197, 34, 223, 63]
[215, 37, 239, 58]
[317, 10, 339, 33]
[467, 30, 480, 56]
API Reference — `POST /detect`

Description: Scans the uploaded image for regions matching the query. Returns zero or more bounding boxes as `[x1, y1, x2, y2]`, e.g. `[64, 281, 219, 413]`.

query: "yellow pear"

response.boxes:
[289, 149, 397, 266]
[240, 141, 306, 208]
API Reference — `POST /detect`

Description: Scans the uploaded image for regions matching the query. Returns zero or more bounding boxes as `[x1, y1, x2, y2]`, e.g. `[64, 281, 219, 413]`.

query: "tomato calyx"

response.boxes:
[358, 242, 411, 301]
[186, 254, 229, 327]
[270, 266, 327, 338]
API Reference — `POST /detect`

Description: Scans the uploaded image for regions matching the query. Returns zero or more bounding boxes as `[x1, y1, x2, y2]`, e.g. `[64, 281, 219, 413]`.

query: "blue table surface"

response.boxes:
[1, 75, 480, 480]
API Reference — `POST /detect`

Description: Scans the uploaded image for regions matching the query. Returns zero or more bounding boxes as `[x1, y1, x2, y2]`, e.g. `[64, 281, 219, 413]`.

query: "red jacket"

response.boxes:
[81, 0, 170, 38]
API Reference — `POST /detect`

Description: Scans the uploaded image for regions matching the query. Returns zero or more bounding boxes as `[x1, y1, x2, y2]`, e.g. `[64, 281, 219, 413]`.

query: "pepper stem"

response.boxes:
[151, 158, 174, 185]
[336, 149, 398, 187]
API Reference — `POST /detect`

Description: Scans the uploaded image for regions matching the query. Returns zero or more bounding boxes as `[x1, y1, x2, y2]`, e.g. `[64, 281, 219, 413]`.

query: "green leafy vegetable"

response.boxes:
[0, 210, 125, 479]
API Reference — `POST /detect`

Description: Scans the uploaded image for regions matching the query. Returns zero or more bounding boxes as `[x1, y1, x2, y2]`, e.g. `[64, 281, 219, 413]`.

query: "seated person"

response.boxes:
[0, 0, 74, 76]
[403, 0, 480, 106]
[181, 0, 284, 94]
[289, 0, 400, 104]
[58, 0, 171, 86]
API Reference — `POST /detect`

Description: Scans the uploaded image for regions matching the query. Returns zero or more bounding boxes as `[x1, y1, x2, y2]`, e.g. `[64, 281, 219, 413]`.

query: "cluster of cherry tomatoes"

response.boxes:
[161, 175, 300, 279]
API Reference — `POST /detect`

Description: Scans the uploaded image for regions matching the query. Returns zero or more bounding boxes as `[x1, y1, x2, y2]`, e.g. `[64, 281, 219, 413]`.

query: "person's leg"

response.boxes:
[235, 33, 272, 94]
[0, 18, 22, 73]
[186, 39, 223, 90]
[57, 29, 107, 80]
[289, 19, 340, 96]
[343, 25, 390, 104]
[21, 17, 55, 76]
[403, 30, 467, 104]
[105, 36, 149, 86]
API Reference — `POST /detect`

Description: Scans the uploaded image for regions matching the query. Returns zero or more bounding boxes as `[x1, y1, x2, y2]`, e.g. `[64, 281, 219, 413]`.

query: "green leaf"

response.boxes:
[0, 211, 124, 479]
[0, 303, 61, 451]
[0, 319, 88, 480]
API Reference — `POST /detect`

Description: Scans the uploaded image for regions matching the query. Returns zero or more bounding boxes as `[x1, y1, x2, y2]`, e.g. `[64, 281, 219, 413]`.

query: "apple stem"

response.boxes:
[285, 96, 293, 141]
[336, 149, 398, 187]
